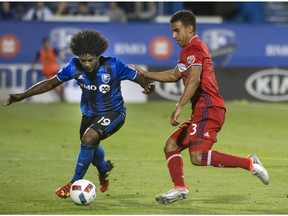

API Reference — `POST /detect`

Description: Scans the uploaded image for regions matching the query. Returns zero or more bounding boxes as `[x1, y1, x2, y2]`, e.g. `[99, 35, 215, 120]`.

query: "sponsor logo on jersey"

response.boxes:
[202, 29, 237, 67]
[102, 74, 111, 83]
[245, 68, 288, 101]
[79, 83, 97, 91]
[99, 84, 110, 93]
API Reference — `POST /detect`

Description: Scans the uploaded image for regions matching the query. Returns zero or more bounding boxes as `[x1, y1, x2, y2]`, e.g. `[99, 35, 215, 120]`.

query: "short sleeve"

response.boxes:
[183, 45, 203, 70]
[56, 59, 76, 82]
[115, 58, 137, 81]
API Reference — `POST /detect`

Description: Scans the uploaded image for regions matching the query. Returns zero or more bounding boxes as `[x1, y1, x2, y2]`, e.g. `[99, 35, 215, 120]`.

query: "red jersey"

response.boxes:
[37, 48, 59, 77]
[177, 35, 225, 111]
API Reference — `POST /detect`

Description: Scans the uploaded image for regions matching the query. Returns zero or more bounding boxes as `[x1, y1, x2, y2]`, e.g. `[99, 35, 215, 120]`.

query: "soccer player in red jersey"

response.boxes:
[133, 10, 269, 204]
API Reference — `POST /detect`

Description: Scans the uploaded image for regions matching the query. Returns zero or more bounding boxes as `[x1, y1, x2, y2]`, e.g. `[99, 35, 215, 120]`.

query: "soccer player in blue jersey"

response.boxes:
[4, 29, 155, 199]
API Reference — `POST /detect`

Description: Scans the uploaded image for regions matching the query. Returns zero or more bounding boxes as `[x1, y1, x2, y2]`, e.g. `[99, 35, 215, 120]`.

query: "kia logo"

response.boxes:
[245, 69, 288, 101]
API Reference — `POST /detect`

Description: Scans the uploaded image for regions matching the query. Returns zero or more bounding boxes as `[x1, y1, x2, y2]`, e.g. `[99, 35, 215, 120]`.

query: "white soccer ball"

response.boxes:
[70, 179, 96, 205]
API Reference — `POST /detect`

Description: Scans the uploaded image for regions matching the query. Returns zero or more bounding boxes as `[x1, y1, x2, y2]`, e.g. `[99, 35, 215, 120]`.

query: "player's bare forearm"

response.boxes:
[23, 77, 61, 97]
[134, 73, 155, 94]
[170, 81, 199, 126]
[177, 79, 199, 109]
[176, 66, 201, 109]
[4, 76, 62, 106]
[131, 65, 181, 82]
[144, 70, 180, 82]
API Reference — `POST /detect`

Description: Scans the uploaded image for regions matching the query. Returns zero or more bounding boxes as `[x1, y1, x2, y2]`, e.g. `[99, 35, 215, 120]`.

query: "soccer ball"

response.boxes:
[70, 179, 96, 205]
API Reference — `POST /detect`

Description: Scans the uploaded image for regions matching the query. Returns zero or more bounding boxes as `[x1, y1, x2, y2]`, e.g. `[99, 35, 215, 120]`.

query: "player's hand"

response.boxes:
[142, 82, 155, 95]
[4, 94, 25, 106]
[170, 105, 182, 126]
[130, 64, 147, 76]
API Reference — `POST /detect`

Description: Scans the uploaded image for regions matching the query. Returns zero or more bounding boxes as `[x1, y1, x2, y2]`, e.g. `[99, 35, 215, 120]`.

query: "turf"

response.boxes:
[0, 101, 287, 214]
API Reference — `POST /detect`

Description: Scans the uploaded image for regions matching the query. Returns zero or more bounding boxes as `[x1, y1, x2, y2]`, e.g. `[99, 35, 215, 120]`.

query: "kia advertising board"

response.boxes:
[148, 67, 288, 102]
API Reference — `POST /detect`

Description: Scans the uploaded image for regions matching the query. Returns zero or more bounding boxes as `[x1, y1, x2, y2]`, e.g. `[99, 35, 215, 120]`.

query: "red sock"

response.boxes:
[165, 151, 187, 188]
[201, 150, 251, 170]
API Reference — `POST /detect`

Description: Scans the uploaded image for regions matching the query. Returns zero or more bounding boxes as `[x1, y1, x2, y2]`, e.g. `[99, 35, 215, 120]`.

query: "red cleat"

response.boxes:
[55, 182, 73, 198]
[98, 160, 114, 193]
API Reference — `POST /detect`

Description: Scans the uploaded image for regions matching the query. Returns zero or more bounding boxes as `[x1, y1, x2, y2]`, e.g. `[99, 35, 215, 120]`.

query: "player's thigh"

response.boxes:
[79, 112, 125, 140]
[90, 111, 126, 140]
[188, 107, 225, 152]
[168, 118, 192, 151]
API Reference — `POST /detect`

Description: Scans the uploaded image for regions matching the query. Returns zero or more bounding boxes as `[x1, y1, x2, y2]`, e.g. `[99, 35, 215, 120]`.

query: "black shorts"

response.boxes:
[79, 111, 126, 140]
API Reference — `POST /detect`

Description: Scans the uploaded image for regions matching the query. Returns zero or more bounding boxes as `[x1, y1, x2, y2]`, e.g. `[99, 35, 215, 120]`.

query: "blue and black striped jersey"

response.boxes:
[56, 56, 137, 117]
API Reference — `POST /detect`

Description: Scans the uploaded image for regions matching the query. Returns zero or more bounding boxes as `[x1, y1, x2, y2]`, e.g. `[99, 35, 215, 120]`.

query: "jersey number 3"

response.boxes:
[189, 123, 197, 135]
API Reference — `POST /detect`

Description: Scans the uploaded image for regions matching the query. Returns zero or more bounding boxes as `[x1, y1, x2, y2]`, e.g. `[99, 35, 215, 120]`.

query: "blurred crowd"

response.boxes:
[1, 2, 288, 24]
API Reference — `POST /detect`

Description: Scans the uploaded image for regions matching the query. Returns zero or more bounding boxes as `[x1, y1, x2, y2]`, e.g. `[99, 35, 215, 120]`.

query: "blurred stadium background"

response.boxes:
[0, 1, 288, 104]
[1, 2, 288, 214]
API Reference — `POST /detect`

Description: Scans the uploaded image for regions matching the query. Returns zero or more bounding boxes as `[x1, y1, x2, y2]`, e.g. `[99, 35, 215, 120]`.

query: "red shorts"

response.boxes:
[170, 107, 226, 152]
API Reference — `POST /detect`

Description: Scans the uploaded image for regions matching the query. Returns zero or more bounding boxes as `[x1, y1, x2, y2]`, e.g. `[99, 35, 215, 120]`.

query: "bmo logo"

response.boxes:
[149, 36, 173, 60]
[0, 34, 20, 58]
[245, 69, 288, 102]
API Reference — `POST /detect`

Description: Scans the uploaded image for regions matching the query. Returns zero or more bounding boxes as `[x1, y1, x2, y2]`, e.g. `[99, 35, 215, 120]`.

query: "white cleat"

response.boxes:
[248, 154, 269, 185]
[155, 188, 189, 204]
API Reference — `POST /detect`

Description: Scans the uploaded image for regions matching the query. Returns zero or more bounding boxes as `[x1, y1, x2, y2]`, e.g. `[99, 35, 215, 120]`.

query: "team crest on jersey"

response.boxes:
[187, 55, 195, 64]
[102, 74, 111, 84]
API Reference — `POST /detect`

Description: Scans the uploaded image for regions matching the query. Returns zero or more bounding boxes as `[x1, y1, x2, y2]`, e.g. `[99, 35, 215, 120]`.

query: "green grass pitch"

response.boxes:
[0, 101, 287, 214]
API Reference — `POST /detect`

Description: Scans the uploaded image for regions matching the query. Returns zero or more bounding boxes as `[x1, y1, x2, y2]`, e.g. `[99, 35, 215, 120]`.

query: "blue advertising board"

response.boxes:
[0, 21, 288, 67]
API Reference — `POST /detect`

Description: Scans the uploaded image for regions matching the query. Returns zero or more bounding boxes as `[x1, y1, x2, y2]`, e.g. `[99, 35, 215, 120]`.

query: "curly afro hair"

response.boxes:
[70, 29, 109, 56]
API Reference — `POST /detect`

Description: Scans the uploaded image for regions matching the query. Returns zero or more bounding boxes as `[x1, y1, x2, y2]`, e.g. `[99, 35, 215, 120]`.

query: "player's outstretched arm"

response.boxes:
[133, 73, 155, 95]
[4, 76, 62, 106]
[131, 65, 181, 82]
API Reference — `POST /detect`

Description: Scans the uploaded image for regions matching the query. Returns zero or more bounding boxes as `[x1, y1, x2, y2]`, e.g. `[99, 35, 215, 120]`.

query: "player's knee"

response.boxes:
[81, 134, 99, 145]
[190, 157, 201, 166]
[164, 138, 178, 153]
[81, 129, 100, 146]
[81, 136, 95, 145]
[190, 151, 202, 166]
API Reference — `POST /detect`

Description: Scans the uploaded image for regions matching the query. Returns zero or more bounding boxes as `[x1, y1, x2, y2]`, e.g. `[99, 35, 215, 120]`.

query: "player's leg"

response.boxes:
[188, 107, 269, 185]
[71, 127, 100, 182]
[189, 140, 251, 169]
[155, 120, 190, 204]
[55, 116, 100, 198]
[189, 147, 269, 185]
[90, 111, 125, 192]
[91, 145, 114, 192]
[164, 138, 187, 189]
[55, 137, 98, 198]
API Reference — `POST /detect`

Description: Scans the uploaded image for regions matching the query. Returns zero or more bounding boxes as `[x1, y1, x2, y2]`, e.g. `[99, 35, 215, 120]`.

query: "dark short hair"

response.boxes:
[42, 37, 49, 44]
[170, 10, 196, 32]
[70, 29, 108, 56]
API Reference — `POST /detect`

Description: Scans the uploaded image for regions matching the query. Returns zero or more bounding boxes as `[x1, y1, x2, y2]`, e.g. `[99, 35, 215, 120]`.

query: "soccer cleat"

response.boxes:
[98, 160, 114, 193]
[248, 154, 269, 185]
[155, 187, 189, 204]
[55, 182, 73, 198]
